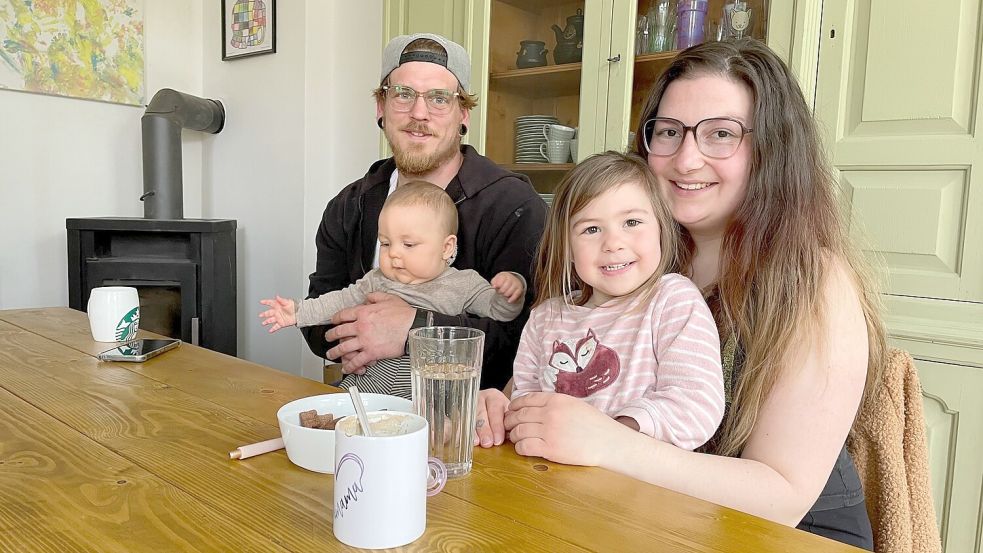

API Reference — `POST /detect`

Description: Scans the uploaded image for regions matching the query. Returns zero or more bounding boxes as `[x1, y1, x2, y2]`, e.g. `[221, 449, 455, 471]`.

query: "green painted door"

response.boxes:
[816, 1, 983, 551]
[816, 0, 983, 303]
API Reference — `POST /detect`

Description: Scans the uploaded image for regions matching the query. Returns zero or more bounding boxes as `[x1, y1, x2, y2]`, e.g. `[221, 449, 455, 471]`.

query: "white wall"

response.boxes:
[0, 1, 204, 309]
[0, 1, 383, 380]
[299, 3, 386, 379]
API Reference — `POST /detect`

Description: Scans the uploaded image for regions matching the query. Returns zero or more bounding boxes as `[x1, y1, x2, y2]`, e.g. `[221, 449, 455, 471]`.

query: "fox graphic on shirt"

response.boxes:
[543, 328, 621, 397]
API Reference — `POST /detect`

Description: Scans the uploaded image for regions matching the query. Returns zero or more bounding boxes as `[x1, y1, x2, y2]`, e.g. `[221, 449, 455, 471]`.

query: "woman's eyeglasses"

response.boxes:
[642, 117, 753, 159]
[383, 85, 460, 114]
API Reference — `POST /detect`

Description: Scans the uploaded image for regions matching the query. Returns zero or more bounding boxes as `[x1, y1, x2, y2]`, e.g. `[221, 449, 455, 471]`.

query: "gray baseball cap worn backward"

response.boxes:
[380, 33, 471, 91]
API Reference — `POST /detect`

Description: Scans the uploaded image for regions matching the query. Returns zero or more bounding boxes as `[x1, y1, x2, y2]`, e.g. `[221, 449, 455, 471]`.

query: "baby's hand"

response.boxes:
[258, 295, 298, 333]
[491, 272, 525, 303]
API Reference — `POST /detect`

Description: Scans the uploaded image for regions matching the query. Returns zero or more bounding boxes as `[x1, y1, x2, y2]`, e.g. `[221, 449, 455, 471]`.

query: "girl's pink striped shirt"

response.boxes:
[512, 273, 724, 450]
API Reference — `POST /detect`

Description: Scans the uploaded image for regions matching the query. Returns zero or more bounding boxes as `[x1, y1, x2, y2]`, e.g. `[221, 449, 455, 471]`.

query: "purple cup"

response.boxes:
[676, 0, 709, 49]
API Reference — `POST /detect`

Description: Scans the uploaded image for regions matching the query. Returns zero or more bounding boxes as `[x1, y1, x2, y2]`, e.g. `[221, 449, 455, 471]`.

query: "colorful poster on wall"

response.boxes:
[0, 0, 145, 106]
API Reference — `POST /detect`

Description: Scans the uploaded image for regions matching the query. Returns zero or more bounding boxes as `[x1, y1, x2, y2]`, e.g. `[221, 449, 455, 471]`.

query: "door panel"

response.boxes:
[816, 0, 983, 302]
[913, 355, 983, 553]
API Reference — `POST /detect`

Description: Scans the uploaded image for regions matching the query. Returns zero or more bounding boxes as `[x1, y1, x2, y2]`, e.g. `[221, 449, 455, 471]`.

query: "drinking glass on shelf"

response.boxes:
[636, 15, 650, 55]
[721, 1, 754, 40]
[676, 0, 708, 49]
[648, 0, 676, 53]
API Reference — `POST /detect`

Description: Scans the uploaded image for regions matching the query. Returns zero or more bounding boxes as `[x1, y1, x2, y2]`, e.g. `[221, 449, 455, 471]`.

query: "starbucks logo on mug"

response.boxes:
[116, 307, 140, 341]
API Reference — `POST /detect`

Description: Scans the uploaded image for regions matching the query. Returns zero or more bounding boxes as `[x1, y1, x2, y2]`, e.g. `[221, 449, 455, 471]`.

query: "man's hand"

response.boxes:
[504, 392, 619, 466]
[473, 388, 510, 448]
[491, 272, 525, 303]
[325, 292, 415, 374]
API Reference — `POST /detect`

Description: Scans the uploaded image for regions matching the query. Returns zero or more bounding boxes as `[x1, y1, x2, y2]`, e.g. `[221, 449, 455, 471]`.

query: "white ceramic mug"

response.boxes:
[541, 123, 576, 141]
[539, 139, 571, 164]
[333, 412, 446, 549]
[87, 286, 140, 342]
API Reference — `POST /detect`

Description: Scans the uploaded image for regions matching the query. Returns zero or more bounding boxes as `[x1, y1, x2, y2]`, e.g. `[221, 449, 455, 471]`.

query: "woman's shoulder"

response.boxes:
[817, 251, 866, 305]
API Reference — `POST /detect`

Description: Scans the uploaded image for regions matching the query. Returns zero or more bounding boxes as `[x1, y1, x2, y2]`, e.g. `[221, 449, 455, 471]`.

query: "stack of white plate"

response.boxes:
[514, 115, 559, 163]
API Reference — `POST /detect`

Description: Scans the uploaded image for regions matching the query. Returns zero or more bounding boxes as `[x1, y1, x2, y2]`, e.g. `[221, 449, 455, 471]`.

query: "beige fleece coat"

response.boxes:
[847, 348, 942, 553]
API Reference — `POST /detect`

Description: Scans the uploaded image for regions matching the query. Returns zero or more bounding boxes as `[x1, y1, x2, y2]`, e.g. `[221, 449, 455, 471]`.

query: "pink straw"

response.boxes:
[229, 437, 285, 460]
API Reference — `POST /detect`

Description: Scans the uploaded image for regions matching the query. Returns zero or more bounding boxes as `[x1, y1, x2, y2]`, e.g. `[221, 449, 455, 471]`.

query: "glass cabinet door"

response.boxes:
[479, 0, 598, 198]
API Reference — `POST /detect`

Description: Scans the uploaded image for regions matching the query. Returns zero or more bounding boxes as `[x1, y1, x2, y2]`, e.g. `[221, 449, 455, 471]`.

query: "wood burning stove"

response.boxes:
[67, 217, 237, 355]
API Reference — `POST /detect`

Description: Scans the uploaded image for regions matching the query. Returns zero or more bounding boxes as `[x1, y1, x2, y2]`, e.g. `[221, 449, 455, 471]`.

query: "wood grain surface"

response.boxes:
[0, 308, 864, 552]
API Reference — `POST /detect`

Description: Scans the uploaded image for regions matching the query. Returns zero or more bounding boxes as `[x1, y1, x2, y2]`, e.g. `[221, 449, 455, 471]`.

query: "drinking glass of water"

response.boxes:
[408, 327, 484, 478]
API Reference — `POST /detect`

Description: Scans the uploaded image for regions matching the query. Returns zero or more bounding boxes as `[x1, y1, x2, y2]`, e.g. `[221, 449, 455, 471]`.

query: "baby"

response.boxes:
[259, 180, 525, 397]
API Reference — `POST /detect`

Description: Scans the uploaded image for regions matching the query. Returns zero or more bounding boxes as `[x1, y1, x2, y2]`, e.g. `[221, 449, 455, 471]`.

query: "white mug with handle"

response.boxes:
[540, 139, 571, 164]
[333, 411, 447, 549]
[87, 286, 140, 342]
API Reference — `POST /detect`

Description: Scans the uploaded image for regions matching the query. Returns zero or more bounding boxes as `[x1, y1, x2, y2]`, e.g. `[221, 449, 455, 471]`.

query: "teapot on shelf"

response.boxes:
[551, 8, 584, 64]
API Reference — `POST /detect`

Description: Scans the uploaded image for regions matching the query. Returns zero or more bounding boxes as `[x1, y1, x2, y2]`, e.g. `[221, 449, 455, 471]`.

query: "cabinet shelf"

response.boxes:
[505, 163, 575, 172]
[634, 50, 679, 66]
[490, 63, 582, 97]
[496, 0, 574, 13]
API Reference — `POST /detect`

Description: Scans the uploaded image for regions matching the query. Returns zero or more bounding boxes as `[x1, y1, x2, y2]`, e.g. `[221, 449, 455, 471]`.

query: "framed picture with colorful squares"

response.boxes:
[222, 0, 276, 61]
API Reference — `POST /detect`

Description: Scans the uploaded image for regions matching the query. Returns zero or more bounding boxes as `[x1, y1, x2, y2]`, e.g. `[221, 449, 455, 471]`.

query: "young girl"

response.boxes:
[509, 151, 724, 450]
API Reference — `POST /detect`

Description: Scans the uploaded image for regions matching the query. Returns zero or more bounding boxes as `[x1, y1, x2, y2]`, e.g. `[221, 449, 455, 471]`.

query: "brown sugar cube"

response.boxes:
[299, 409, 337, 430]
[323, 416, 341, 430]
[299, 409, 319, 428]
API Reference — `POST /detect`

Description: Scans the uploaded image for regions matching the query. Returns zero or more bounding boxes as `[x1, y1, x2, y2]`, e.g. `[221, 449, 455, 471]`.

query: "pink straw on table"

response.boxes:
[229, 437, 285, 460]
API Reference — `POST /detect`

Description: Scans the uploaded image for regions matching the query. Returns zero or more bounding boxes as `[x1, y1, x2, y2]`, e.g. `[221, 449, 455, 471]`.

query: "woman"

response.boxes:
[476, 39, 885, 549]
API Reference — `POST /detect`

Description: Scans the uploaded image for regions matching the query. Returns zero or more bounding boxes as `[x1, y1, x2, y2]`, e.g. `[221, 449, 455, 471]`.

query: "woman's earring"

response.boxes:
[377, 117, 384, 129]
[459, 124, 468, 136]
[447, 245, 458, 266]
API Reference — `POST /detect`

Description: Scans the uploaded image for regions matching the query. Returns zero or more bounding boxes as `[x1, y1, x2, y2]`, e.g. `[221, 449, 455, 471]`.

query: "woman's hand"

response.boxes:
[474, 388, 510, 448]
[505, 392, 620, 466]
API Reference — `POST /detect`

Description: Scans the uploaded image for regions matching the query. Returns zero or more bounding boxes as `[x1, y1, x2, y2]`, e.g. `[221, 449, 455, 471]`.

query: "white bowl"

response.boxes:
[276, 393, 412, 473]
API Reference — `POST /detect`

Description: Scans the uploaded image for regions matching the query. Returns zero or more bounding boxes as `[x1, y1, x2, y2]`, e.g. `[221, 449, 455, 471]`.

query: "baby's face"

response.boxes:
[377, 204, 454, 284]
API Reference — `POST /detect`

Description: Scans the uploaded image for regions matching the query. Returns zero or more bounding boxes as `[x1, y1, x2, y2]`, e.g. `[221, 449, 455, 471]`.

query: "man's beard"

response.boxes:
[386, 122, 460, 177]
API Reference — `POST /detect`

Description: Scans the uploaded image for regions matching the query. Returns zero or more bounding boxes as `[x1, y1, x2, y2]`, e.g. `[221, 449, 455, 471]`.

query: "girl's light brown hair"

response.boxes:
[634, 38, 887, 457]
[534, 151, 679, 309]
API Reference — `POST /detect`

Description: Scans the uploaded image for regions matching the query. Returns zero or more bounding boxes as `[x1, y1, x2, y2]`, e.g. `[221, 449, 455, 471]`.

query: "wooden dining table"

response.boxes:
[0, 307, 864, 552]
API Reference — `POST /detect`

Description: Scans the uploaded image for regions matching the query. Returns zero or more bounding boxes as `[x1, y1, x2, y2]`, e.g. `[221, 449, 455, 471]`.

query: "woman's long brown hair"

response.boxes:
[635, 39, 887, 457]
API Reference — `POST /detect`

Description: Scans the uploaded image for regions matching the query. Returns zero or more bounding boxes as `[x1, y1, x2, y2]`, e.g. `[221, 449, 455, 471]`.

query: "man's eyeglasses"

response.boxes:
[642, 117, 753, 159]
[383, 85, 461, 114]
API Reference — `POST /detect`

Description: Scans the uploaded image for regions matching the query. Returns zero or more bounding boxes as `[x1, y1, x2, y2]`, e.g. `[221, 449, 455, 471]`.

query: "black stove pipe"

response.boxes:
[141, 89, 225, 219]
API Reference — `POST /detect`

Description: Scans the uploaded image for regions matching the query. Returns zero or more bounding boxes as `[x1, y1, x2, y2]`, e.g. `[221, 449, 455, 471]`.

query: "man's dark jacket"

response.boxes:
[301, 145, 548, 390]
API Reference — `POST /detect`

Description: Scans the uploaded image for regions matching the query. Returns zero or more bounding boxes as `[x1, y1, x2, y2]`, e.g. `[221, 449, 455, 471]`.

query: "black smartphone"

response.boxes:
[97, 339, 181, 362]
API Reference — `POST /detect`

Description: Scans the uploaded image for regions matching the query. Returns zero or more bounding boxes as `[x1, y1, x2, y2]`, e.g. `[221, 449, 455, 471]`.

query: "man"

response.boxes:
[302, 33, 546, 393]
